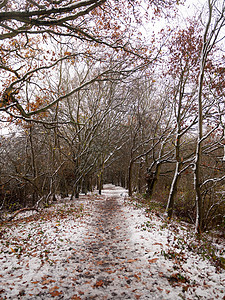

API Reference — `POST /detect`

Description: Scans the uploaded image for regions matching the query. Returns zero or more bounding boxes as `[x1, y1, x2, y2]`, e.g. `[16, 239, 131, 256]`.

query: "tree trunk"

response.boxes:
[166, 161, 181, 218]
[128, 160, 134, 197]
[194, 0, 212, 233]
[146, 162, 161, 199]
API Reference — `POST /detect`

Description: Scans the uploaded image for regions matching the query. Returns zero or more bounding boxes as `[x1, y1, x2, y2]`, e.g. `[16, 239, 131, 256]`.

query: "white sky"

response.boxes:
[141, 0, 208, 38]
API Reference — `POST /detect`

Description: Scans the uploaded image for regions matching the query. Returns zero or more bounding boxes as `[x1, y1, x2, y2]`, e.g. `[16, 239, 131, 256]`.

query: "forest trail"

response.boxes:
[0, 185, 225, 299]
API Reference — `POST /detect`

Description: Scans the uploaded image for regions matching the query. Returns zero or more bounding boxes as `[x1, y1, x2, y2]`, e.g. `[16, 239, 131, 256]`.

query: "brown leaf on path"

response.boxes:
[134, 274, 141, 281]
[71, 295, 81, 300]
[42, 279, 56, 285]
[49, 286, 59, 293]
[78, 291, 84, 295]
[106, 269, 115, 274]
[127, 259, 137, 263]
[182, 285, 189, 292]
[153, 242, 163, 246]
[49, 290, 62, 297]
[148, 258, 158, 263]
[94, 280, 104, 288]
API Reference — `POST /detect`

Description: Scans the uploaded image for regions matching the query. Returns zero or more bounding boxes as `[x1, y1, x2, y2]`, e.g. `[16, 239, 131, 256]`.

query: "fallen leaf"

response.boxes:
[94, 280, 104, 288]
[49, 286, 59, 293]
[153, 243, 163, 246]
[71, 295, 81, 300]
[127, 259, 137, 263]
[134, 274, 141, 281]
[78, 291, 84, 295]
[148, 258, 158, 263]
[42, 279, 56, 285]
[49, 290, 62, 297]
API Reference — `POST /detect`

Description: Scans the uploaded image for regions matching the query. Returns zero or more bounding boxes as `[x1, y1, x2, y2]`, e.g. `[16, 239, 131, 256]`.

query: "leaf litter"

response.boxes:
[0, 184, 224, 299]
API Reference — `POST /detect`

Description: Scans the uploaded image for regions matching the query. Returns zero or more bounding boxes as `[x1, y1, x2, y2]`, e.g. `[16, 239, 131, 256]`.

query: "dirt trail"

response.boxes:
[70, 196, 147, 299]
[48, 190, 170, 300]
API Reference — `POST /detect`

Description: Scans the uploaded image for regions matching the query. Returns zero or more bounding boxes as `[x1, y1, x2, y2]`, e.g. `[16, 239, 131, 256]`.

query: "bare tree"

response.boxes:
[194, 0, 225, 233]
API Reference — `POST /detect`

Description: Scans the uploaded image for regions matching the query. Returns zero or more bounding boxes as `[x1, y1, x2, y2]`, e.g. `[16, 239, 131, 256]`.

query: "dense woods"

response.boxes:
[0, 0, 225, 234]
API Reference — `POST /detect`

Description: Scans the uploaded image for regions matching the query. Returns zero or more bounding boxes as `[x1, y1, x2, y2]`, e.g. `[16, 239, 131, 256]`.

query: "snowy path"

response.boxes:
[0, 184, 225, 299]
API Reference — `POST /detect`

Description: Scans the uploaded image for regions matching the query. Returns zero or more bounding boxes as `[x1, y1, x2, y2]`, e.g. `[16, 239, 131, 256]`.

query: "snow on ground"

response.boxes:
[123, 199, 225, 299]
[100, 184, 128, 198]
[0, 198, 92, 299]
[0, 184, 224, 299]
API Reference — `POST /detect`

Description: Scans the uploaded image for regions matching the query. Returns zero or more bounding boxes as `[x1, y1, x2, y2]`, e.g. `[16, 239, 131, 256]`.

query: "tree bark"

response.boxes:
[128, 160, 134, 197]
[194, 0, 213, 234]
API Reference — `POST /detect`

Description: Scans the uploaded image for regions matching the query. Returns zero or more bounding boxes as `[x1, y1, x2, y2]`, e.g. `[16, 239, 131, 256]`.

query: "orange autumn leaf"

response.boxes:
[134, 274, 141, 281]
[94, 280, 104, 288]
[148, 258, 158, 263]
[42, 279, 56, 285]
[49, 290, 62, 297]
[127, 259, 137, 263]
[71, 296, 81, 300]
[153, 243, 163, 246]
[49, 286, 59, 293]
